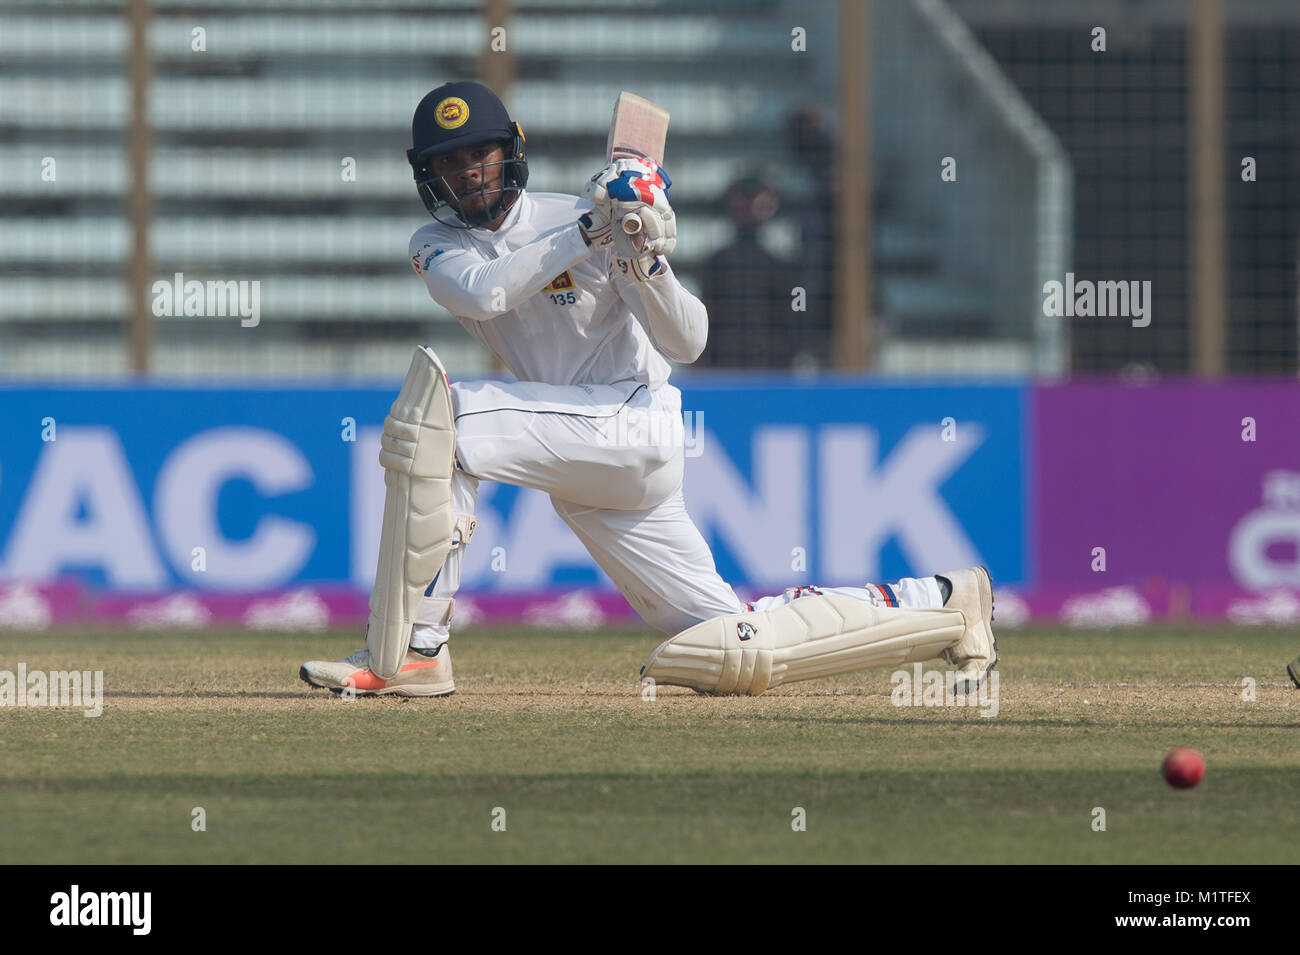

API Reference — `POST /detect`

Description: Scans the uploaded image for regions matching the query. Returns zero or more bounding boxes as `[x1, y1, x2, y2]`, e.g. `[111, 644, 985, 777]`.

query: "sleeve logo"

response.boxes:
[412, 245, 444, 274]
[542, 270, 575, 293]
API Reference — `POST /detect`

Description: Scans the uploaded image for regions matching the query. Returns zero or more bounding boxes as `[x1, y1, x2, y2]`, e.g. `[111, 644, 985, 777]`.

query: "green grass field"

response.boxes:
[1, 626, 1298, 864]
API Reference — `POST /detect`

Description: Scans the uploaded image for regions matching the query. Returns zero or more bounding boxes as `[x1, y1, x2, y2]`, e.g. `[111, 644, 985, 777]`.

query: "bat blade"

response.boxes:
[605, 92, 669, 241]
[606, 92, 669, 165]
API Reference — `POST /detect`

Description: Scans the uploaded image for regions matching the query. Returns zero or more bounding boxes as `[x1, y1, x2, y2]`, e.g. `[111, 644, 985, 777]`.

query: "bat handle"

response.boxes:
[622, 213, 644, 236]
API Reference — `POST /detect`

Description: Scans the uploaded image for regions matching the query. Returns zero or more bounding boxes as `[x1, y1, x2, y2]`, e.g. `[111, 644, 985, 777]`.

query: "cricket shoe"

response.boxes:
[935, 565, 998, 693]
[299, 644, 455, 697]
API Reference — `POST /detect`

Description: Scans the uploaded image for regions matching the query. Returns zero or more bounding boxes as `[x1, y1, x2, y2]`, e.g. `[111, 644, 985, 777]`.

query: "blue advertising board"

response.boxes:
[0, 380, 1027, 598]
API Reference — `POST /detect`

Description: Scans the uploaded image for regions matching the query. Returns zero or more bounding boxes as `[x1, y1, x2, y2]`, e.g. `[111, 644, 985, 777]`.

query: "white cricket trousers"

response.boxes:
[411, 377, 945, 646]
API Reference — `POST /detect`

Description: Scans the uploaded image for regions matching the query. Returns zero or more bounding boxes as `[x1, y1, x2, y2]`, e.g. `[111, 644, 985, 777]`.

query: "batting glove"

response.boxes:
[584, 157, 671, 205]
[612, 201, 676, 259]
[584, 158, 673, 248]
[602, 157, 672, 206]
[611, 251, 668, 283]
[580, 165, 620, 249]
[578, 202, 615, 249]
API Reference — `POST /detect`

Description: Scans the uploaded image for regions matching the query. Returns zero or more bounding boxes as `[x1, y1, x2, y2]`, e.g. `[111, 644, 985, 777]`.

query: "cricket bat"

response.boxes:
[605, 92, 669, 238]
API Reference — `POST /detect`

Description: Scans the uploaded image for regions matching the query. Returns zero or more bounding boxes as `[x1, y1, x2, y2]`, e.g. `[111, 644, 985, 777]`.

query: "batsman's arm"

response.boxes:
[611, 257, 708, 363]
[410, 224, 591, 321]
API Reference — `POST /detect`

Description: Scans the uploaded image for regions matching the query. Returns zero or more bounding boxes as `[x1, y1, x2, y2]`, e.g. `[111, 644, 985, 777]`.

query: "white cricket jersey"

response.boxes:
[408, 190, 706, 390]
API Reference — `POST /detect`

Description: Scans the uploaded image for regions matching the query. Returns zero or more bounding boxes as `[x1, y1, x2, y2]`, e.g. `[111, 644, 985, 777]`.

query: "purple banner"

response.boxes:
[1034, 381, 1300, 620]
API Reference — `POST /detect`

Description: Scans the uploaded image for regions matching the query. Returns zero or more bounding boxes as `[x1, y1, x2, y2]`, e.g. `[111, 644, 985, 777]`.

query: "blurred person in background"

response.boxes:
[696, 172, 793, 368]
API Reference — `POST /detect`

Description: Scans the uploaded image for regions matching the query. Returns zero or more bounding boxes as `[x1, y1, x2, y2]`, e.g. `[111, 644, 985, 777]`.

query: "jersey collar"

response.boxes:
[470, 188, 528, 237]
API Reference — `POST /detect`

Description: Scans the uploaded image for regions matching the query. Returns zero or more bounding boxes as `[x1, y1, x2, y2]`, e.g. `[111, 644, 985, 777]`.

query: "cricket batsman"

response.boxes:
[299, 82, 997, 698]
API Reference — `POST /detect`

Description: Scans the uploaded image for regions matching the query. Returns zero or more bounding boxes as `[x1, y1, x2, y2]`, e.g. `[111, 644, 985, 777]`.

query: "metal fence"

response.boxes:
[1, 0, 1295, 379]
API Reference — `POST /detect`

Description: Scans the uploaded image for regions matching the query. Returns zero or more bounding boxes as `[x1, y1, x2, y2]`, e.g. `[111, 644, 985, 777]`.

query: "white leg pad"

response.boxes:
[641, 592, 967, 696]
[366, 346, 457, 680]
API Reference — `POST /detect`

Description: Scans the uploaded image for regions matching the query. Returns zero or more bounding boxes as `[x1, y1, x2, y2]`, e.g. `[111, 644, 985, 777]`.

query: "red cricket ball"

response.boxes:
[1162, 747, 1205, 789]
